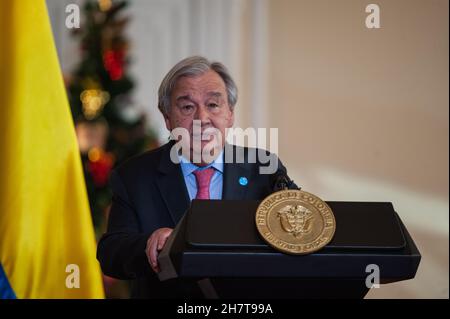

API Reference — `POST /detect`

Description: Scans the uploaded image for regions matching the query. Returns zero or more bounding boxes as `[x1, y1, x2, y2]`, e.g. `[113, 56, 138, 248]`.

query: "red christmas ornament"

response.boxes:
[88, 149, 115, 187]
[103, 49, 124, 81]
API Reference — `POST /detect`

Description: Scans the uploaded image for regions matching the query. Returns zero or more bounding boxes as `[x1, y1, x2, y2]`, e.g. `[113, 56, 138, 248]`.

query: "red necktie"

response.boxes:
[193, 168, 215, 199]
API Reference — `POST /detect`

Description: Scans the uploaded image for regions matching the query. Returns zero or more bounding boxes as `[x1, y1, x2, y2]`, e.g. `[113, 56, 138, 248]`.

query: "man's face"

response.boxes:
[165, 70, 234, 163]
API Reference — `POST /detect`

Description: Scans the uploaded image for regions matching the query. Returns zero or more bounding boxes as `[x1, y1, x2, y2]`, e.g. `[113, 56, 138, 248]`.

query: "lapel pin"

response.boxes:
[239, 176, 248, 186]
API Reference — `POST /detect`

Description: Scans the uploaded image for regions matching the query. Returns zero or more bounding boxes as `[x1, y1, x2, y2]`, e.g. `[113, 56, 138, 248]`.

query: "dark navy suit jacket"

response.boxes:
[97, 141, 297, 298]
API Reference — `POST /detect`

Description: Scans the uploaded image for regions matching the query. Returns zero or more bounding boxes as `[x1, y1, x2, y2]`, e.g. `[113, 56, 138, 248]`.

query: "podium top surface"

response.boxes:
[186, 200, 406, 251]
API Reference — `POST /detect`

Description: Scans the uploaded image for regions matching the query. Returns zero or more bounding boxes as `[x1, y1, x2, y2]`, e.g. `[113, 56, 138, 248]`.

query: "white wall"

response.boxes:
[267, 0, 449, 299]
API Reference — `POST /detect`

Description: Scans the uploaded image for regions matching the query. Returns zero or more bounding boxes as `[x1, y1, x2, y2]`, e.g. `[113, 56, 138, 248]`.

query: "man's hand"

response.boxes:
[145, 227, 173, 273]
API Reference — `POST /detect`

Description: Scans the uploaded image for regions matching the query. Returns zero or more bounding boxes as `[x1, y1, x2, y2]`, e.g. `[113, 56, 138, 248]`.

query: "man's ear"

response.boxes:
[227, 106, 235, 128]
[164, 115, 172, 131]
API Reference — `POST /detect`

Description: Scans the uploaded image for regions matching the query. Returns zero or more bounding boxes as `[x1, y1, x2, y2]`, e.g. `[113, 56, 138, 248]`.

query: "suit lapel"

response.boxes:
[222, 144, 252, 200]
[156, 141, 190, 225]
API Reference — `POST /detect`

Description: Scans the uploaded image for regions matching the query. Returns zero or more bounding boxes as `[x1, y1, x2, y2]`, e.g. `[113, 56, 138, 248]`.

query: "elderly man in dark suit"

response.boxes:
[97, 56, 297, 298]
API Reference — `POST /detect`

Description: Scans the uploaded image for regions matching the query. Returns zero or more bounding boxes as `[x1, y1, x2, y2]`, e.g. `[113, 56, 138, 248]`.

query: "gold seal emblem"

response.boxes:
[255, 190, 336, 255]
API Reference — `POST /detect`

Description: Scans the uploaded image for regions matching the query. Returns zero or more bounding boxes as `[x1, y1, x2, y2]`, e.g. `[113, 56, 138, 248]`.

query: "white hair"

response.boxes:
[157, 56, 238, 116]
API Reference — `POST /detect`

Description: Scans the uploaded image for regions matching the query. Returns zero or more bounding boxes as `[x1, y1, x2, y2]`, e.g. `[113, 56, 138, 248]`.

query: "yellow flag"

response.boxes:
[0, 0, 105, 298]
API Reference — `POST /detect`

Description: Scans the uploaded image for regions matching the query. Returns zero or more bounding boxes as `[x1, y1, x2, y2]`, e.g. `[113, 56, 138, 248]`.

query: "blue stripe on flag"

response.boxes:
[0, 263, 16, 299]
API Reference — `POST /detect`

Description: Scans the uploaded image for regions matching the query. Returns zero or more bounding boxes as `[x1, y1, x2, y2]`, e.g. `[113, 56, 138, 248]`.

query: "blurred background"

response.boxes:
[46, 0, 448, 298]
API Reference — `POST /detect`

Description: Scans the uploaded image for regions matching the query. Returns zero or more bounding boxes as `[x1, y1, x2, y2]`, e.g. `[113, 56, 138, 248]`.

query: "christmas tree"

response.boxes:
[66, 0, 158, 238]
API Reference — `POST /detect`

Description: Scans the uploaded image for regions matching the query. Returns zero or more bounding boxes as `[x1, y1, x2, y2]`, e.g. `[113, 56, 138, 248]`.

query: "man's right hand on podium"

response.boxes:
[145, 227, 173, 273]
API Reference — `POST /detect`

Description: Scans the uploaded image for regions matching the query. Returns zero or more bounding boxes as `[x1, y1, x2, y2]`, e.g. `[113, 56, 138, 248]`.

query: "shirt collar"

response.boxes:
[178, 149, 224, 177]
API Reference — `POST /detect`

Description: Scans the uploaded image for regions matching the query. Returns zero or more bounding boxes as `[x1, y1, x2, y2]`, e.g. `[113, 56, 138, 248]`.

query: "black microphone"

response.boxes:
[270, 169, 300, 192]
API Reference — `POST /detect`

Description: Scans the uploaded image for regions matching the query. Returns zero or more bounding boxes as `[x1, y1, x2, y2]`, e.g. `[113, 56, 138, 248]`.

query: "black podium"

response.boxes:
[158, 200, 421, 298]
